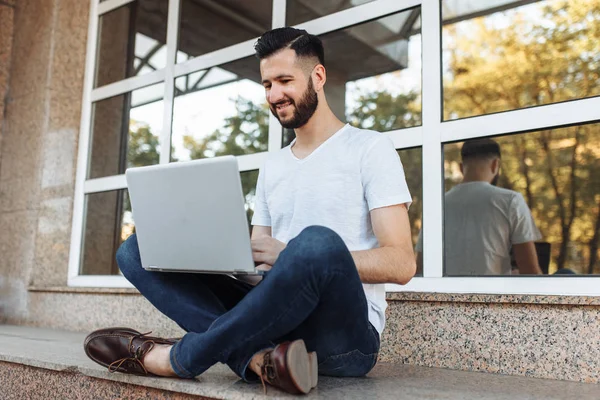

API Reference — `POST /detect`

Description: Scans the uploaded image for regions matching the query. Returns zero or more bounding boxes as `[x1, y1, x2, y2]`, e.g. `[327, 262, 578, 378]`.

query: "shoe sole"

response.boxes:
[286, 340, 317, 394]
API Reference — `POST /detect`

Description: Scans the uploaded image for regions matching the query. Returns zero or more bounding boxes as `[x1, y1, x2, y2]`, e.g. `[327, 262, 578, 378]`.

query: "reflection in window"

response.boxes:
[442, 0, 600, 120]
[171, 57, 269, 161]
[178, 0, 271, 62]
[89, 83, 164, 179]
[282, 7, 422, 148]
[286, 0, 376, 26]
[95, 1, 169, 87]
[81, 189, 133, 275]
[242, 170, 259, 227]
[398, 147, 423, 276]
[441, 123, 600, 276]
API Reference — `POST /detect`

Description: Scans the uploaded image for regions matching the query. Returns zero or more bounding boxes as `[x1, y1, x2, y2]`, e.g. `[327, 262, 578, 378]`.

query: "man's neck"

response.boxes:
[292, 105, 345, 153]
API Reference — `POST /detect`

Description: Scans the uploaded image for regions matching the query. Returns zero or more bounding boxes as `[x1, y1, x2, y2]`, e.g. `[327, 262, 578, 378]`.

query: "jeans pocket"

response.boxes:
[318, 349, 379, 377]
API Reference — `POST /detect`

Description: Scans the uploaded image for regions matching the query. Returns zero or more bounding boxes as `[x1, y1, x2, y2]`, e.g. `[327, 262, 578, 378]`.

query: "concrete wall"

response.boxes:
[0, 0, 599, 386]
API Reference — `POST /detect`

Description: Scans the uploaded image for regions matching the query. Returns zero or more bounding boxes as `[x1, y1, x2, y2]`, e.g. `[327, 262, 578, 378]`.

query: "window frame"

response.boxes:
[69, 0, 600, 296]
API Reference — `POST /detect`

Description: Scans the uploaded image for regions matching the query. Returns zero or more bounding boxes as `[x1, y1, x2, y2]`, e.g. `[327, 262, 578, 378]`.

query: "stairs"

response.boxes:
[1, 325, 599, 399]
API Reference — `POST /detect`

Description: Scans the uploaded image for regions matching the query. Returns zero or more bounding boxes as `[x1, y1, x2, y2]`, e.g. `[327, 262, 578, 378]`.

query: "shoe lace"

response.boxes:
[259, 351, 277, 395]
[108, 331, 155, 375]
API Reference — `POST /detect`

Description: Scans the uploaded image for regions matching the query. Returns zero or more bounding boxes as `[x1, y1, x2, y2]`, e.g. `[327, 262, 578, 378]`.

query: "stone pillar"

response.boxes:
[0, 0, 91, 323]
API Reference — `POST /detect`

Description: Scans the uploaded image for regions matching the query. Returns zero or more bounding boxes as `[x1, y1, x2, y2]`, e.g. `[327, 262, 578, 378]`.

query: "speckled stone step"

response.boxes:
[0, 325, 599, 400]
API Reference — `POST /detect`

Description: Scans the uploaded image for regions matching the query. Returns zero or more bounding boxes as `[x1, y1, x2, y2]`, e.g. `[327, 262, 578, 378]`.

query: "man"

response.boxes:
[84, 28, 415, 395]
[416, 139, 542, 276]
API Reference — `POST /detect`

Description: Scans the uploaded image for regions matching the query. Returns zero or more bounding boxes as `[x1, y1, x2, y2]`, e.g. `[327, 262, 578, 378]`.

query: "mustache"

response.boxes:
[270, 98, 294, 107]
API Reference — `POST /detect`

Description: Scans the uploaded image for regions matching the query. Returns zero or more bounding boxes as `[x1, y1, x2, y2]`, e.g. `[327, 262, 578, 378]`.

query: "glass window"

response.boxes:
[171, 57, 269, 161]
[282, 7, 422, 146]
[80, 189, 133, 275]
[89, 83, 164, 179]
[177, 0, 272, 63]
[286, 0, 376, 26]
[441, 123, 600, 276]
[95, 0, 169, 87]
[399, 147, 423, 276]
[442, 0, 600, 120]
[242, 170, 260, 227]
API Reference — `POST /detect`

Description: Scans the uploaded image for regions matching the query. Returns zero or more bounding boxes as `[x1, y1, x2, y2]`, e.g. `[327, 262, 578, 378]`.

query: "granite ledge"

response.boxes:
[2, 325, 600, 400]
[386, 291, 600, 305]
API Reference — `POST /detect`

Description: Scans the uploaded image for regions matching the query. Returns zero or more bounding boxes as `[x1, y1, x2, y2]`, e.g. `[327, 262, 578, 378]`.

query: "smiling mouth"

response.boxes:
[275, 101, 292, 111]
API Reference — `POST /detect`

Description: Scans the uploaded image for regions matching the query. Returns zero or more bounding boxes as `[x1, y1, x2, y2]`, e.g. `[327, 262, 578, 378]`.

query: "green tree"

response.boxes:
[182, 97, 269, 223]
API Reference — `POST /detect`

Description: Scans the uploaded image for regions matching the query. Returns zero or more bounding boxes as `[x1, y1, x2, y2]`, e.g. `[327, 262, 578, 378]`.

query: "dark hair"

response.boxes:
[461, 138, 501, 161]
[254, 27, 325, 66]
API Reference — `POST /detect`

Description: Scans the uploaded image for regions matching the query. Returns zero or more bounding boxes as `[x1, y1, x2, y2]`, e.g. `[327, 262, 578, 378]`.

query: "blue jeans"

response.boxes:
[116, 226, 380, 381]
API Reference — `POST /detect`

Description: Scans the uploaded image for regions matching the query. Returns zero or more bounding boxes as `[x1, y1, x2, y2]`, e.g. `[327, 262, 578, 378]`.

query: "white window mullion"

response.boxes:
[387, 277, 600, 296]
[440, 96, 600, 143]
[386, 126, 423, 150]
[272, 0, 286, 28]
[421, 0, 444, 278]
[90, 70, 165, 102]
[97, 0, 134, 16]
[295, 0, 421, 36]
[68, 0, 101, 282]
[159, 0, 181, 165]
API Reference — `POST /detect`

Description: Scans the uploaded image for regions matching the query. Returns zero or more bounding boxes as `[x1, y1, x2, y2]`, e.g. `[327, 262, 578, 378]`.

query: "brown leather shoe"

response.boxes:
[260, 339, 318, 395]
[83, 327, 178, 376]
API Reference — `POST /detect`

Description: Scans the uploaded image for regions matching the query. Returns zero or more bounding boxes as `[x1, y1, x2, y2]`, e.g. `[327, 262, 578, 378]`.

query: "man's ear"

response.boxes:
[491, 158, 500, 174]
[312, 64, 326, 91]
[459, 162, 464, 175]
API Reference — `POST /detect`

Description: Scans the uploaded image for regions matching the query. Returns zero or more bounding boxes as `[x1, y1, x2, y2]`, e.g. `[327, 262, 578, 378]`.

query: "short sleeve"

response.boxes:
[250, 164, 271, 227]
[509, 193, 542, 244]
[361, 134, 412, 211]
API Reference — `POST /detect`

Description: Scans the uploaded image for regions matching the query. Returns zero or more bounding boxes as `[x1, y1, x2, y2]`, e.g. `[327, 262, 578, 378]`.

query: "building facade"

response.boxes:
[0, 0, 599, 383]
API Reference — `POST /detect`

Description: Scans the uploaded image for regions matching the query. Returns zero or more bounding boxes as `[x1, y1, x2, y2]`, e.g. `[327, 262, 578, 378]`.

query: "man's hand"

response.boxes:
[251, 236, 286, 268]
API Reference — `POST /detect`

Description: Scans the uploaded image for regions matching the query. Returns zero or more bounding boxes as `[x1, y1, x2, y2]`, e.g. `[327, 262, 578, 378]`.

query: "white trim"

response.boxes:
[69, 275, 134, 288]
[440, 97, 600, 143]
[386, 126, 422, 149]
[272, 0, 286, 28]
[97, 0, 134, 16]
[91, 70, 165, 102]
[386, 277, 600, 296]
[84, 175, 127, 194]
[159, 0, 181, 164]
[420, 0, 444, 278]
[68, 0, 100, 283]
[237, 152, 268, 172]
[174, 39, 257, 78]
[295, 0, 420, 35]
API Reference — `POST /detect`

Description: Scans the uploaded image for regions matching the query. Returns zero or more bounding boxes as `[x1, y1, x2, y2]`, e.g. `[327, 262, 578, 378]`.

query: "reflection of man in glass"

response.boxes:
[86, 28, 416, 394]
[416, 138, 542, 276]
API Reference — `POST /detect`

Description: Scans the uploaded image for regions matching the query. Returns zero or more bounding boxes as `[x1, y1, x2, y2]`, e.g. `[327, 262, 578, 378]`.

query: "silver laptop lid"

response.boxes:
[125, 156, 255, 273]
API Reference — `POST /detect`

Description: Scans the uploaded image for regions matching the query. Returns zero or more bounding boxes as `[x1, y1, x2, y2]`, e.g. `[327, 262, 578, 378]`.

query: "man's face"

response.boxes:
[260, 49, 319, 129]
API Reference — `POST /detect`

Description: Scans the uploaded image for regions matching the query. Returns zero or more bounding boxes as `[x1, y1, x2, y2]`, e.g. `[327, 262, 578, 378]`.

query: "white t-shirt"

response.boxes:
[251, 124, 412, 335]
[416, 182, 541, 275]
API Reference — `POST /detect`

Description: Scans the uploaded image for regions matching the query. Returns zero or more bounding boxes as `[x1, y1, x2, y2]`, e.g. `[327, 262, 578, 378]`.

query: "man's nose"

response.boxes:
[268, 85, 285, 104]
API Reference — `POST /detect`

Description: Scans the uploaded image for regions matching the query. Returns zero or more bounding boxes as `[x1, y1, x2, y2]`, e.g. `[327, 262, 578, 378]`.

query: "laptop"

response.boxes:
[125, 155, 263, 275]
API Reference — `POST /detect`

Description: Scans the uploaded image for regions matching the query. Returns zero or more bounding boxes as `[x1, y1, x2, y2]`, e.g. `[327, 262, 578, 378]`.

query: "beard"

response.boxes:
[269, 78, 319, 129]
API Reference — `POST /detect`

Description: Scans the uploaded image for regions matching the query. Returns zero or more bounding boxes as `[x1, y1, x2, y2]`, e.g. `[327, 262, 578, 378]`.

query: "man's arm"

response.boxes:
[350, 204, 416, 285]
[251, 225, 272, 240]
[512, 242, 542, 274]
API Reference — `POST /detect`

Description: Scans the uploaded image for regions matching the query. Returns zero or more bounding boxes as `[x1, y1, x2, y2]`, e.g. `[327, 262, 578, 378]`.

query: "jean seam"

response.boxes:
[170, 341, 195, 378]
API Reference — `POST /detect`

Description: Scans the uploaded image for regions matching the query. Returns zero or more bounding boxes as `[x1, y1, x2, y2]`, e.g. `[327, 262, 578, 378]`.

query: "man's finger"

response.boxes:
[256, 263, 272, 271]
